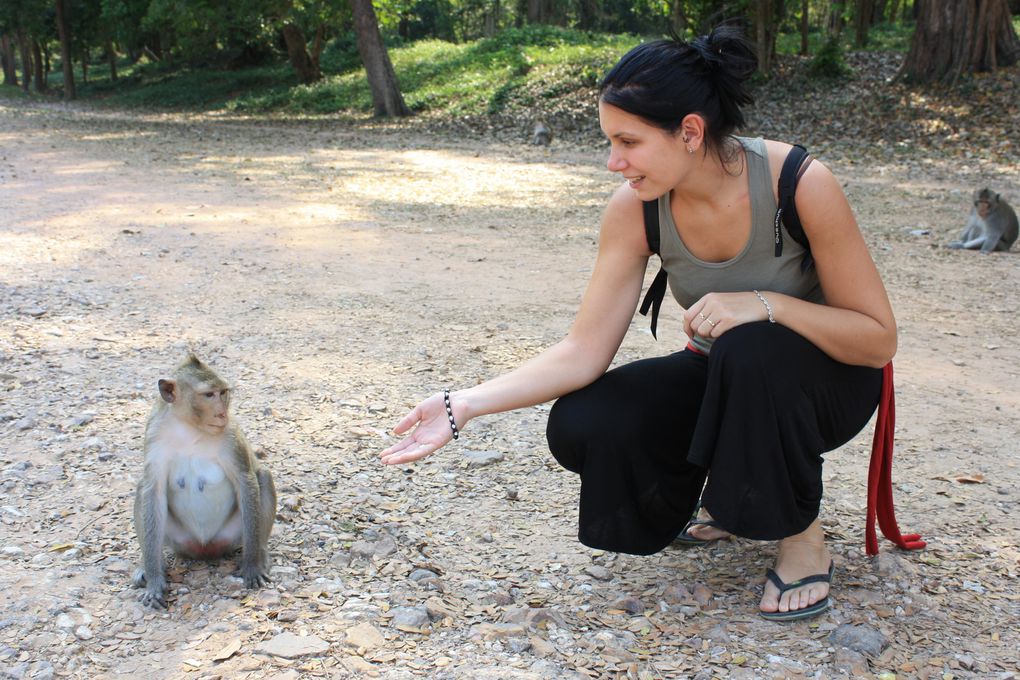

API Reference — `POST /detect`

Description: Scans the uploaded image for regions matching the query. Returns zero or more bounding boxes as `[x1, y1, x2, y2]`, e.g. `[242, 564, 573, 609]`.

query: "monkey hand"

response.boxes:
[379, 392, 457, 465]
[240, 560, 272, 589]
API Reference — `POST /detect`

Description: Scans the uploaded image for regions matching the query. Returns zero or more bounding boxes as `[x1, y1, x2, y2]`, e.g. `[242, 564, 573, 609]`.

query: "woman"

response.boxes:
[380, 25, 895, 622]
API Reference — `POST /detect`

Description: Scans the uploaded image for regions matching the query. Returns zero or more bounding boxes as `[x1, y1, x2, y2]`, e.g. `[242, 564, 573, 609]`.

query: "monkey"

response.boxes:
[531, 121, 553, 146]
[948, 188, 1019, 253]
[132, 353, 276, 609]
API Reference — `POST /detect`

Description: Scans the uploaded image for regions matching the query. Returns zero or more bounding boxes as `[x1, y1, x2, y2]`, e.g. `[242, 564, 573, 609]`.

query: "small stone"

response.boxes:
[2, 546, 25, 558]
[503, 607, 567, 630]
[74, 626, 93, 640]
[254, 632, 330, 659]
[462, 450, 504, 467]
[14, 416, 36, 431]
[609, 597, 645, 615]
[409, 568, 439, 582]
[344, 622, 386, 651]
[390, 606, 430, 632]
[529, 635, 557, 658]
[584, 565, 613, 581]
[834, 648, 870, 676]
[469, 622, 526, 640]
[829, 623, 890, 657]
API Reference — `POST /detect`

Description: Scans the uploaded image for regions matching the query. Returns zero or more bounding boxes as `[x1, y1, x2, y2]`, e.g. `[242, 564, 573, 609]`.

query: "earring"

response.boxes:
[687, 145, 694, 154]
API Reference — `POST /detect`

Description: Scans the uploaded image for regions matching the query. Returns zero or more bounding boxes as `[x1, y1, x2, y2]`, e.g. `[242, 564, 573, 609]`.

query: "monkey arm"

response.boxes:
[229, 432, 272, 588]
[137, 468, 170, 608]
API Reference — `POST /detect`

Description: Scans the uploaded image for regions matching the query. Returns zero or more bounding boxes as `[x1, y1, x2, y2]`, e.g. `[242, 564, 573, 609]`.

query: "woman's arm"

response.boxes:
[380, 183, 652, 465]
[684, 145, 896, 368]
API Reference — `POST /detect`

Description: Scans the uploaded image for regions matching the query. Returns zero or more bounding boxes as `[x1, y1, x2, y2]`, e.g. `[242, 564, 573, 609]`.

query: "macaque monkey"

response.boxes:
[532, 121, 553, 146]
[948, 188, 1019, 253]
[132, 353, 275, 608]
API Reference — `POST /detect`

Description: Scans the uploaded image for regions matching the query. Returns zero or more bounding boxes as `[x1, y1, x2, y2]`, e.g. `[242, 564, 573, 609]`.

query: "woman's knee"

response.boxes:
[711, 322, 813, 374]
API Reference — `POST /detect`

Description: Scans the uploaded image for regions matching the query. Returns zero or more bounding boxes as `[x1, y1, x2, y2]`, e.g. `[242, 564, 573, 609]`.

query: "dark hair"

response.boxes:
[599, 24, 757, 157]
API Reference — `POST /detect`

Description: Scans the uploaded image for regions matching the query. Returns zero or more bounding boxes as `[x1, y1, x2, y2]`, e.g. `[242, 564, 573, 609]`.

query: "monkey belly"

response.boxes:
[167, 457, 239, 548]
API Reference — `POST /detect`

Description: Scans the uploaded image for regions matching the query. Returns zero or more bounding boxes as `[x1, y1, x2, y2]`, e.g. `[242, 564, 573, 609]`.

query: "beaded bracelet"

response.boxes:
[753, 290, 775, 323]
[443, 389, 460, 440]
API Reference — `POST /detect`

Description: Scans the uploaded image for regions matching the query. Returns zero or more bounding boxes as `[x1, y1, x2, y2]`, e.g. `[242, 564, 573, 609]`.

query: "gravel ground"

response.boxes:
[0, 98, 1018, 680]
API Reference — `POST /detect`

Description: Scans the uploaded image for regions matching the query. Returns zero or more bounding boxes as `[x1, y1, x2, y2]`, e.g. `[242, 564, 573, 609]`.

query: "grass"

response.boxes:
[6, 18, 1019, 116]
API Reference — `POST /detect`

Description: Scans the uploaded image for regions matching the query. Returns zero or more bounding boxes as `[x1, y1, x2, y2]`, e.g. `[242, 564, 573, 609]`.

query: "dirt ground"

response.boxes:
[1, 99, 1018, 680]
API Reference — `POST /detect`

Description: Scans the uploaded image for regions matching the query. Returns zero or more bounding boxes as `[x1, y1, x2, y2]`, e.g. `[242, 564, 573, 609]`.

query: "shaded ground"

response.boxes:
[0, 97, 1018, 680]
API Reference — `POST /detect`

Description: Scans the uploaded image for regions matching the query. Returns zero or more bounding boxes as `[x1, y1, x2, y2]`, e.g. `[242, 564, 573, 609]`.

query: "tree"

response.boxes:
[898, 0, 1020, 82]
[754, 0, 786, 75]
[1, 34, 18, 86]
[349, 0, 410, 116]
[54, 0, 74, 99]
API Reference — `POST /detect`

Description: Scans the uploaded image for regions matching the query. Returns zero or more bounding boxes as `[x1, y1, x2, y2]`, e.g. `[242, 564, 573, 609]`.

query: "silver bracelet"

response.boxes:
[753, 290, 775, 323]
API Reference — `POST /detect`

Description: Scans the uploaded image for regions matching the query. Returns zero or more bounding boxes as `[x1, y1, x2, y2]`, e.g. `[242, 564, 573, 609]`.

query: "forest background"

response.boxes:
[2, 0, 1020, 125]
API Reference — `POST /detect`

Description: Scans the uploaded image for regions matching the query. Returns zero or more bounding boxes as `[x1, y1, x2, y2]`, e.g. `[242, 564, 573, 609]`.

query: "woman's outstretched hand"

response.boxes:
[379, 392, 456, 465]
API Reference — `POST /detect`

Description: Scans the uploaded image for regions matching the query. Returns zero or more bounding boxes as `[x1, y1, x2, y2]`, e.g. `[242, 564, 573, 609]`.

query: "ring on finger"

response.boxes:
[705, 318, 716, 327]
[697, 312, 707, 321]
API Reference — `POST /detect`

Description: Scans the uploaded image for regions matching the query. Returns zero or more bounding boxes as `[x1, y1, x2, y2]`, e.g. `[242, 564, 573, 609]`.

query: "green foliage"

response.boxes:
[809, 35, 851, 80]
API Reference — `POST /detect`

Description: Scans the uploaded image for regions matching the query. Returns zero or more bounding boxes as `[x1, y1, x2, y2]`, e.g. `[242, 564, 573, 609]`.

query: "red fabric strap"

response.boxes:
[865, 362, 926, 555]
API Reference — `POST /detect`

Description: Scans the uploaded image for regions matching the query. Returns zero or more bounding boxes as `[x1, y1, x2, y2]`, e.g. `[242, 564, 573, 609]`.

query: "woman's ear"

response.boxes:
[679, 114, 707, 152]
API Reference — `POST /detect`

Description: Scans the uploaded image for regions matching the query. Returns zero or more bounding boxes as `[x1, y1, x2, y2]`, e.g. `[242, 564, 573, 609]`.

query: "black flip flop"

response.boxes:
[673, 518, 730, 546]
[759, 561, 835, 622]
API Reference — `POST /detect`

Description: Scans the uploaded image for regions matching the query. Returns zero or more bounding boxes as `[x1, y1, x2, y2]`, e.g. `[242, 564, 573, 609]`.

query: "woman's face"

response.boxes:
[599, 100, 687, 201]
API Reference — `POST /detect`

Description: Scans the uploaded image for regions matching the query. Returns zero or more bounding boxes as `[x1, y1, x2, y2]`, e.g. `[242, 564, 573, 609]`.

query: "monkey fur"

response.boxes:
[949, 188, 1018, 253]
[132, 353, 276, 609]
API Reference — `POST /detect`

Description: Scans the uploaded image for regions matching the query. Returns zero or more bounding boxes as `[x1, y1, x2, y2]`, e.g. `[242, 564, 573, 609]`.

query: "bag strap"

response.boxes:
[866, 362, 926, 555]
[775, 144, 815, 272]
[638, 199, 668, 339]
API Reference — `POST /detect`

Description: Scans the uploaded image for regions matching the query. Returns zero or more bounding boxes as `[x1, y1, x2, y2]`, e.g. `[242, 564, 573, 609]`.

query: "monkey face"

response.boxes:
[187, 385, 231, 433]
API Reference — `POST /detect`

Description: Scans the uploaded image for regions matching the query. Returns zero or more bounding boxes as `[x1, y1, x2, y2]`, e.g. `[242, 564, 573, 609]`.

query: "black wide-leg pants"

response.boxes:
[545, 322, 882, 555]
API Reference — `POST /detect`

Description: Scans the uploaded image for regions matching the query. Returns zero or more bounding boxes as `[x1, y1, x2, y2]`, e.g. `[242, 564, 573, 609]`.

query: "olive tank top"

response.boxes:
[656, 136, 825, 354]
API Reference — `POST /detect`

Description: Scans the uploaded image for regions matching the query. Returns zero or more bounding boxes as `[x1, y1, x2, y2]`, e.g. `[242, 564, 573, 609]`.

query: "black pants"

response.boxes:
[546, 322, 882, 555]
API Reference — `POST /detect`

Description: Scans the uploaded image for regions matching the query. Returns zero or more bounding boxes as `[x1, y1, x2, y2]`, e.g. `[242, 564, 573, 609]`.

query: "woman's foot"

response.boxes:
[682, 507, 732, 542]
[759, 519, 832, 618]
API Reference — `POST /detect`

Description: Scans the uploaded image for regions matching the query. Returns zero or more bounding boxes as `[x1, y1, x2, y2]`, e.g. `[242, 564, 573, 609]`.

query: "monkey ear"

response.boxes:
[158, 379, 178, 404]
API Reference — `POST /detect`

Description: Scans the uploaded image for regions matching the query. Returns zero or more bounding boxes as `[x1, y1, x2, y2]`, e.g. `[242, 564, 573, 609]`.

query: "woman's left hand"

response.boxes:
[683, 291, 771, 339]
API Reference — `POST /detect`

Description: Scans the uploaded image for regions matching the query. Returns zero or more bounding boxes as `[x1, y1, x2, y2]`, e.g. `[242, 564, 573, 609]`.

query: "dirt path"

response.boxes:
[1, 100, 1018, 680]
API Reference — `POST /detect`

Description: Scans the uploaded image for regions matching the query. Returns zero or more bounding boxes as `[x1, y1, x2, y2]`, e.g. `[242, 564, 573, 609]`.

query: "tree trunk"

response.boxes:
[800, 0, 809, 54]
[872, 0, 888, 23]
[897, 0, 1020, 82]
[32, 39, 46, 91]
[671, 0, 689, 36]
[17, 31, 32, 93]
[855, 0, 876, 46]
[55, 0, 75, 100]
[105, 39, 118, 81]
[348, 0, 411, 117]
[755, 0, 783, 75]
[281, 23, 321, 84]
[888, 0, 901, 23]
[576, 0, 599, 30]
[829, 0, 847, 36]
[81, 47, 88, 84]
[2, 35, 18, 87]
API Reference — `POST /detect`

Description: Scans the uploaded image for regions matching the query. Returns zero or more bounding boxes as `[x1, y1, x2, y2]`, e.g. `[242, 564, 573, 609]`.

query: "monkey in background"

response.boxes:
[948, 188, 1018, 253]
[133, 353, 276, 609]
[532, 121, 553, 146]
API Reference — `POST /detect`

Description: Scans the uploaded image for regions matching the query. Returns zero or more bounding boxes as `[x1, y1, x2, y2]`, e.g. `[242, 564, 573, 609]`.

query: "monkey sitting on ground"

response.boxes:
[133, 353, 276, 609]
[532, 121, 553, 146]
[948, 188, 1019, 253]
